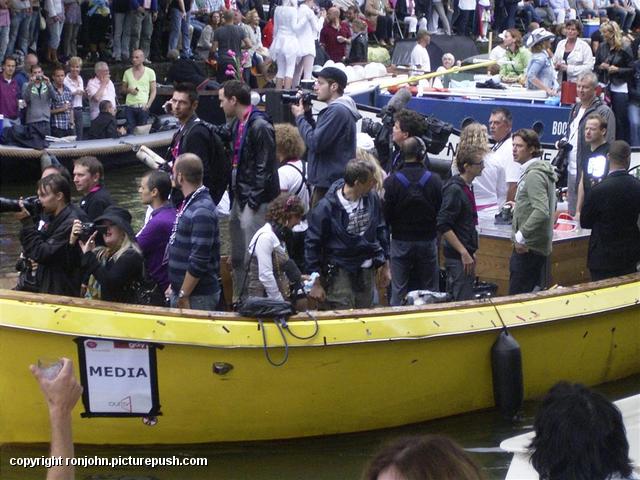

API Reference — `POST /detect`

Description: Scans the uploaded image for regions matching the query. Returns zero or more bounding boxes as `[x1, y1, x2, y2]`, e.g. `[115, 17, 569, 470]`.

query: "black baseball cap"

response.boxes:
[312, 67, 348, 89]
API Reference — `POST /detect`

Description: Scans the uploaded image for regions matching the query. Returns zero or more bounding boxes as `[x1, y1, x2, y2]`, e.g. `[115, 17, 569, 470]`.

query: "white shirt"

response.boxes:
[85, 77, 116, 120]
[567, 106, 587, 176]
[247, 223, 286, 301]
[64, 74, 84, 109]
[410, 44, 431, 76]
[489, 45, 506, 62]
[278, 160, 309, 233]
[473, 152, 506, 208]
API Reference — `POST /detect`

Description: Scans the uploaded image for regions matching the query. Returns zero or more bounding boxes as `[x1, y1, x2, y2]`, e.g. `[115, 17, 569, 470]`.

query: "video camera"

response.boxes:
[281, 91, 314, 108]
[362, 88, 453, 170]
[0, 196, 42, 217]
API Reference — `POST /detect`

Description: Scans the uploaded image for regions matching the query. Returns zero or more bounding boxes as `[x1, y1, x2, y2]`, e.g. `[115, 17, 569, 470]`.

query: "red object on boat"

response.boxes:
[554, 212, 577, 231]
[560, 81, 577, 105]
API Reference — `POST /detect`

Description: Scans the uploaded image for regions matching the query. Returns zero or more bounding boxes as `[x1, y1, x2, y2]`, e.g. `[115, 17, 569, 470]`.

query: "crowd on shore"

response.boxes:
[2, 0, 640, 145]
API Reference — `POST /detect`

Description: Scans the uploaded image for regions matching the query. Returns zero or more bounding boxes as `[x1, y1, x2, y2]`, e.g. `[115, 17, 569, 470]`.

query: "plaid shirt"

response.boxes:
[50, 84, 73, 131]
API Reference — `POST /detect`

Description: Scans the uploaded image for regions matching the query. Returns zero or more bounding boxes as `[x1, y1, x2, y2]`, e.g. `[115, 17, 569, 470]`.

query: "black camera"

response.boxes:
[281, 91, 314, 107]
[0, 195, 42, 217]
[552, 139, 573, 175]
[361, 117, 384, 139]
[79, 222, 108, 240]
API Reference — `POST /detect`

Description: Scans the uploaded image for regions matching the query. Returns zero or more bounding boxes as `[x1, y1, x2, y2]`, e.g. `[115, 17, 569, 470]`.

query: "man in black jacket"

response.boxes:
[383, 137, 442, 305]
[165, 82, 229, 206]
[219, 80, 279, 302]
[436, 145, 485, 301]
[87, 100, 126, 140]
[73, 156, 115, 221]
[16, 174, 82, 296]
[306, 159, 390, 310]
[580, 140, 640, 280]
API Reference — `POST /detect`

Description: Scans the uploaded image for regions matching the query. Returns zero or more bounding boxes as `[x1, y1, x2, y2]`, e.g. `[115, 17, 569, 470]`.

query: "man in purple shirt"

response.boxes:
[0, 55, 20, 128]
[136, 170, 176, 290]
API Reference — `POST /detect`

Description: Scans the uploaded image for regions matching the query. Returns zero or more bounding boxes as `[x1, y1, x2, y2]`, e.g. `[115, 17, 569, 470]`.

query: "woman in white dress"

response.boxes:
[292, 0, 319, 87]
[271, 0, 301, 89]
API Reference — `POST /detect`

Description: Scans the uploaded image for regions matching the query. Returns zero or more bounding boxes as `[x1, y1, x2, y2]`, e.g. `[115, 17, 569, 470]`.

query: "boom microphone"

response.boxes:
[384, 87, 412, 114]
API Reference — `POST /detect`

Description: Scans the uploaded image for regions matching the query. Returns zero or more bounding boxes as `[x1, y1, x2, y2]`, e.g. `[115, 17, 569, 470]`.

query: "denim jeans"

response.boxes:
[48, 19, 63, 49]
[28, 9, 39, 51]
[169, 290, 220, 311]
[0, 25, 9, 62]
[628, 102, 640, 147]
[168, 8, 191, 56]
[112, 12, 132, 60]
[129, 10, 154, 58]
[125, 106, 150, 134]
[390, 238, 439, 306]
[7, 10, 30, 55]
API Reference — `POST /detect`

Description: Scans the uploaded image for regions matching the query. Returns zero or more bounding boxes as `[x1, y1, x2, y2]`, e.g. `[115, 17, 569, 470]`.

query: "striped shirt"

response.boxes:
[167, 187, 220, 296]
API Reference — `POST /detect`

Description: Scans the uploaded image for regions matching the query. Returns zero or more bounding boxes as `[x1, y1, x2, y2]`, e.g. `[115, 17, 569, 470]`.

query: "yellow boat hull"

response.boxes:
[1, 276, 639, 445]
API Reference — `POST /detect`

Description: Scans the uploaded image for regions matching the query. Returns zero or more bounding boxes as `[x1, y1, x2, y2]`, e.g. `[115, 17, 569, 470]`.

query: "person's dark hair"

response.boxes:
[565, 19, 583, 34]
[265, 193, 305, 225]
[608, 140, 631, 169]
[99, 100, 113, 113]
[512, 128, 542, 158]
[529, 382, 633, 480]
[74, 156, 104, 182]
[363, 434, 485, 480]
[41, 164, 72, 186]
[491, 107, 513, 125]
[455, 145, 485, 174]
[175, 153, 204, 184]
[51, 64, 65, 76]
[394, 109, 426, 137]
[3, 55, 17, 66]
[174, 82, 199, 105]
[30, 63, 42, 73]
[585, 112, 607, 130]
[37, 174, 71, 204]
[344, 158, 375, 186]
[144, 170, 172, 201]
[507, 28, 523, 50]
[221, 79, 251, 106]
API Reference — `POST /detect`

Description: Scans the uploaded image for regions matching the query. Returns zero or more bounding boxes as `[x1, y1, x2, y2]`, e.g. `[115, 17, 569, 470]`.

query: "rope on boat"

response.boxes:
[258, 317, 290, 367]
[259, 311, 319, 367]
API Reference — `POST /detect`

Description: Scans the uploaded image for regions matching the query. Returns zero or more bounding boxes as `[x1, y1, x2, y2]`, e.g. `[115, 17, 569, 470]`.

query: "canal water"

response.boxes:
[1, 165, 639, 479]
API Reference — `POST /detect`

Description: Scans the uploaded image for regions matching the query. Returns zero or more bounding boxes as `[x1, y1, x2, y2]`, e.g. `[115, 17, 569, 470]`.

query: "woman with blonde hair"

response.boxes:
[525, 27, 559, 96]
[64, 56, 84, 139]
[70, 206, 144, 304]
[243, 9, 270, 77]
[595, 21, 633, 142]
[456, 122, 505, 209]
[356, 147, 386, 194]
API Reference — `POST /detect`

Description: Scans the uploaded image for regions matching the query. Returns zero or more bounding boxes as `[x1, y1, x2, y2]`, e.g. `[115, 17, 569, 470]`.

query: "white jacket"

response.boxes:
[553, 38, 594, 83]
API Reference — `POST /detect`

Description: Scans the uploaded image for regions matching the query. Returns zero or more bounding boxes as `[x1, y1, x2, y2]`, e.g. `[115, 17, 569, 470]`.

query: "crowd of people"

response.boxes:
[1, 0, 640, 145]
[10, 67, 640, 310]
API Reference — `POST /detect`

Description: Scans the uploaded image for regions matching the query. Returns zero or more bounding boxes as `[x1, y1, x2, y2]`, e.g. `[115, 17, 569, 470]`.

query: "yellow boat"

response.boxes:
[1, 274, 639, 446]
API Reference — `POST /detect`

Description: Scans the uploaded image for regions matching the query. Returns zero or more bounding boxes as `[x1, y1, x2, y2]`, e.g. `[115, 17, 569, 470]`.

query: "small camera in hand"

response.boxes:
[79, 222, 108, 240]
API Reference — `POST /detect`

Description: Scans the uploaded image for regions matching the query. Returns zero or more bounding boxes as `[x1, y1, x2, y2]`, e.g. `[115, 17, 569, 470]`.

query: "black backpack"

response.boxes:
[393, 170, 434, 216]
[183, 119, 231, 205]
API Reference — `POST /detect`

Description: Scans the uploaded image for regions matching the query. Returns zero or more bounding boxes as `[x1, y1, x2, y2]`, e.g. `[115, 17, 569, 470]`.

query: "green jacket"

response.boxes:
[500, 47, 531, 82]
[512, 159, 557, 256]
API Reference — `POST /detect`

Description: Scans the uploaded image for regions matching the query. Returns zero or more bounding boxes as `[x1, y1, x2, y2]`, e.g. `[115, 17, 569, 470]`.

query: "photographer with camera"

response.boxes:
[291, 67, 361, 207]
[69, 206, 144, 304]
[15, 174, 83, 296]
[389, 108, 429, 172]
[557, 72, 615, 216]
